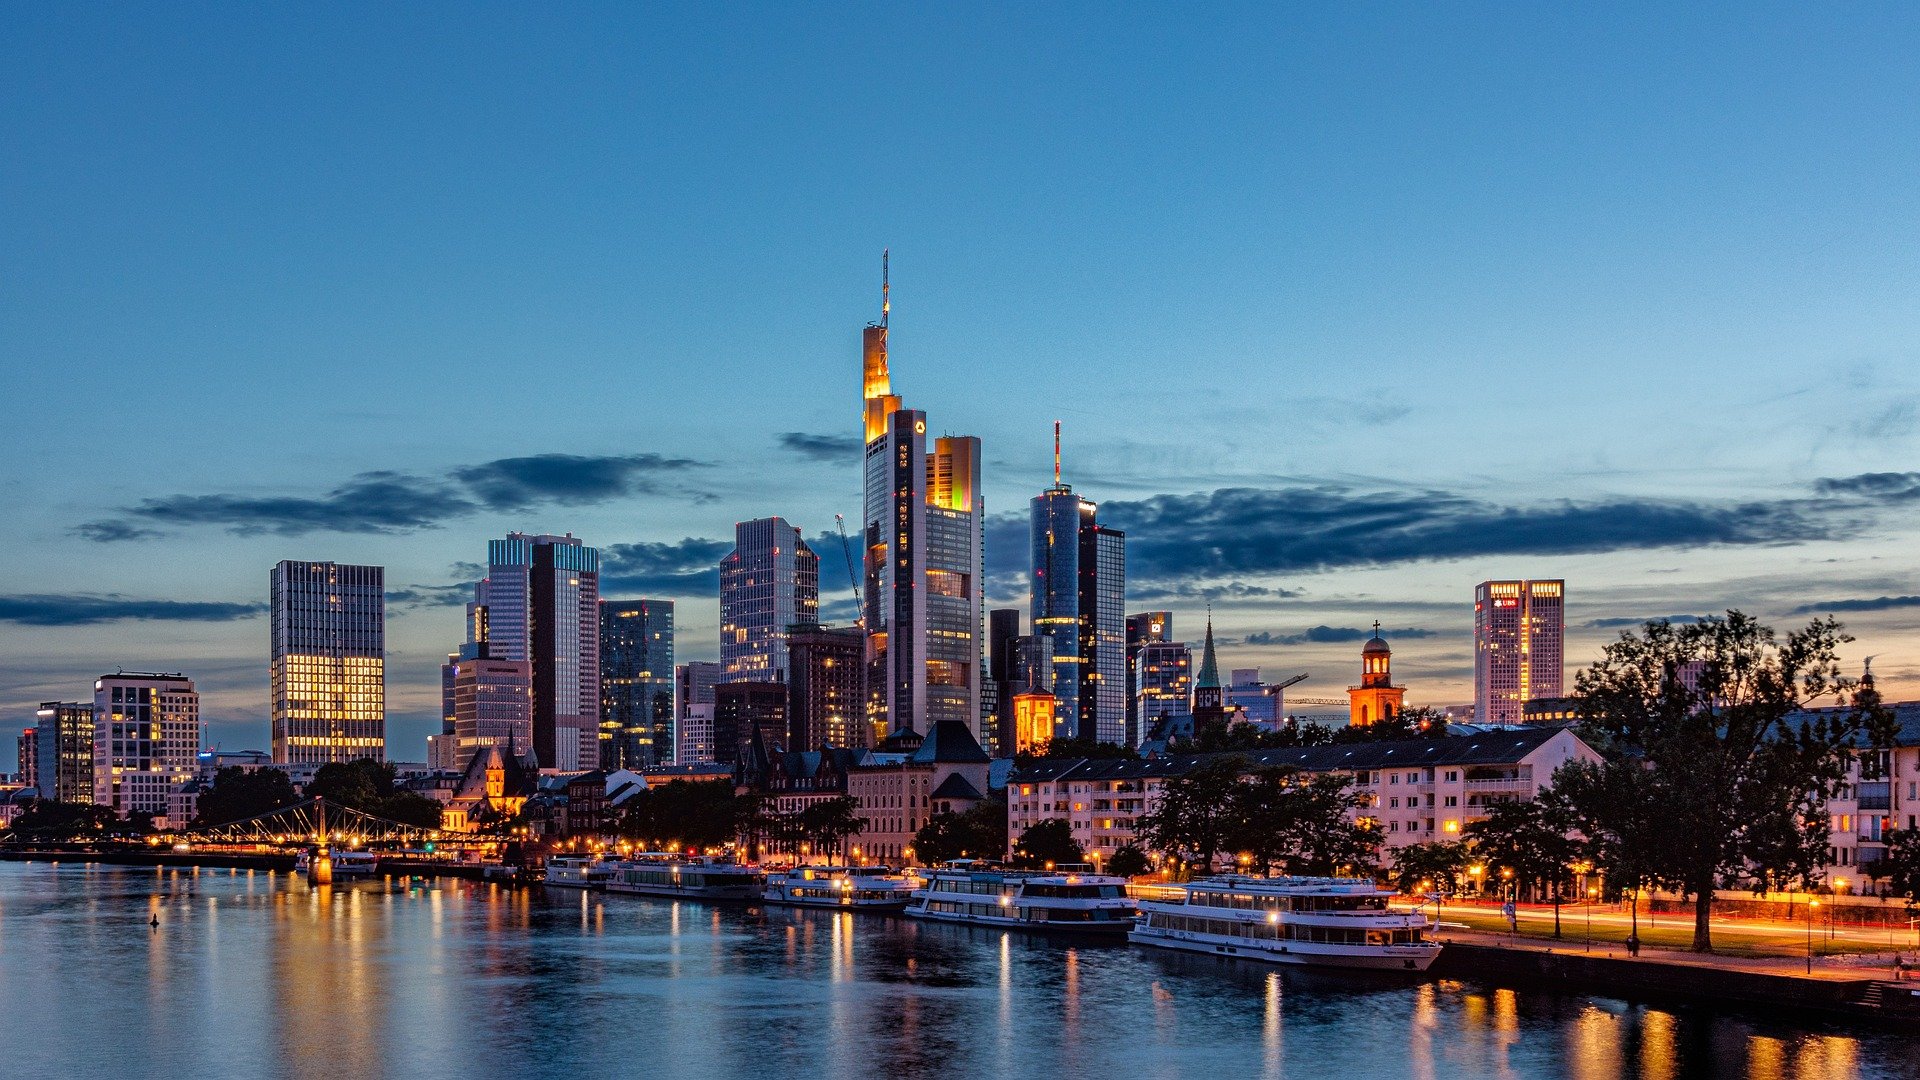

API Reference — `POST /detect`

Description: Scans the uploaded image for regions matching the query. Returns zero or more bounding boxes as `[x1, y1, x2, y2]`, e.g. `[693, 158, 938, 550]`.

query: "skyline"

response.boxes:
[6, 7, 1920, 759]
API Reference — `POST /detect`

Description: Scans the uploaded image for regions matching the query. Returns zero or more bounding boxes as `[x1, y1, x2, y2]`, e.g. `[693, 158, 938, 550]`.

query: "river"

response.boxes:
[0, 863, 1907, 1079]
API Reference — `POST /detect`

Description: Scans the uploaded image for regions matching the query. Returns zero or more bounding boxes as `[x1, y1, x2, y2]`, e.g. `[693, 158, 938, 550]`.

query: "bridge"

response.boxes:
[170, 796, 494, 852]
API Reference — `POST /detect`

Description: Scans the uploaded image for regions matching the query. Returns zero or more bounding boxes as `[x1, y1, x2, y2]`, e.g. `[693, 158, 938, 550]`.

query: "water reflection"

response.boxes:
[0, 864, 1909, 1080]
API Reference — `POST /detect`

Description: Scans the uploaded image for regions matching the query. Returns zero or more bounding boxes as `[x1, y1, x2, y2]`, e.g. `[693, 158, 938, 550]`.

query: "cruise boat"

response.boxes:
[603, 855, 764, 902]
[906, 862, 1137, 934]
[543, 855, 617, 889]
[761, 865, 919, 912]
[294, 850, 378, 878]
[1130, 876, 1440, 971]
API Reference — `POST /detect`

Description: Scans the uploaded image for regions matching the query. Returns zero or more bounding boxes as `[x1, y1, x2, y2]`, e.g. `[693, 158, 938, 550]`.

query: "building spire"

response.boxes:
[1196, 608, 1221, 690]
[1053, 419, 1062, 486]
[881, 248, 889, 328]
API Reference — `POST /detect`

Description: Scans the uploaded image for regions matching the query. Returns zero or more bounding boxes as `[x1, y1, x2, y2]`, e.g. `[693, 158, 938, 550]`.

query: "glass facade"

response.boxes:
[1030, 485, 1126, 744]
[720, 518, 818, 683]
[270, 561, 385, 765]
[483, 534, 601, 770]
[33, 702, 94, 803]
[1474, 580, 1566, 725]
[601, 599, 675, 769]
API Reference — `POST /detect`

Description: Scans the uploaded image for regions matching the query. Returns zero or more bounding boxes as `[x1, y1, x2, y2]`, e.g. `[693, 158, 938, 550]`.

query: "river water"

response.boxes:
[0, 863, 1908, 1079]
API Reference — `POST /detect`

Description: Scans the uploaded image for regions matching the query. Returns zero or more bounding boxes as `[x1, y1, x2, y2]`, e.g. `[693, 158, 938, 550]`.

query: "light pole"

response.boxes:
[1807, 897, 1820, 974]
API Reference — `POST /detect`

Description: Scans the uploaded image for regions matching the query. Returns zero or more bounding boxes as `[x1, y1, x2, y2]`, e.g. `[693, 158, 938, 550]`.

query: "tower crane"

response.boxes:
[834, 514, 863, 628]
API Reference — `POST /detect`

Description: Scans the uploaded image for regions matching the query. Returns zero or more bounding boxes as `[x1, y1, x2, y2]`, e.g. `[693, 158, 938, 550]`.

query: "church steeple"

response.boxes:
[1196, 612, 1220, 690]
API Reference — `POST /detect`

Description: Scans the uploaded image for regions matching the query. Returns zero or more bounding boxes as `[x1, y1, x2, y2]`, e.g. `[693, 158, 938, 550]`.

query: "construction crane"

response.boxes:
[834, 514, 863, 627]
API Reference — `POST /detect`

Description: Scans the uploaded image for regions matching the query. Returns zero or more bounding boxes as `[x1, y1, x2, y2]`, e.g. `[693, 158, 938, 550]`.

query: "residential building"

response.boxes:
[1822, 699, 1920, 887]
[719, 518, 818, 683]
[1029, 429, 1126, 745]
[848, 721, 992, 863]
[1126, 612, 1173, 746]
[1348, 627, 1407, 727]
[600, 598, 675, 769]
[33, 702, 95, 803]
[270, 560, 385, 765]
[787, 624, 864, 749]
[93, 672, 201, 819]
[713, 681, 787, 765]
[480, 534, 602, 770]
[860, 261, 985, 738]
[1475, 579, 1566, 725]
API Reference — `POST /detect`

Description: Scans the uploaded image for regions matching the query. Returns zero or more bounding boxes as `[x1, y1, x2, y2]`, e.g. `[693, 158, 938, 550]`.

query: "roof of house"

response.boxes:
[1010, 726, 1585, 785]
[929, 773, 984, 801]
[908, 721, 991, 765]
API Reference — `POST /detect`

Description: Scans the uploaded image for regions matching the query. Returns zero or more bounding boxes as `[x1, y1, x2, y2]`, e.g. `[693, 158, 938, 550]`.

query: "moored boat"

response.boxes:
[543, 855, 617, 889]
[1129, 875, 1439, 971]
[906, 861, 1136, 934]
[294, 849, 378, 878]
[603, 854, 764, 901]
[762, 865, 919, 912]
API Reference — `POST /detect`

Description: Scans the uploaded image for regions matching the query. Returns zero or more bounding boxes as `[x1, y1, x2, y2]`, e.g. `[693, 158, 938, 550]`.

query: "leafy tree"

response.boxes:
[1137, 755, 1248, 875]
[619, 780, 754, 852]
[1106, 843, 1152, 879]
[10, 799, 120, 836]
[797, 797, 867, 859]
[1013, 737, 1136, 769]
[195, 767, 298, 827]
[1332, 706, 1449, 744]
[1464, 799, 1581, 937]
[1010, 818, 1085, 868]
[1391, 840, 1472, 896]
[910, 793, 1007, 866]
[1561, 613, 1893, 952]
[1862, 829, 1920, 910]
[1180, 717, 1336, 753]
[306, 758, 445, 828]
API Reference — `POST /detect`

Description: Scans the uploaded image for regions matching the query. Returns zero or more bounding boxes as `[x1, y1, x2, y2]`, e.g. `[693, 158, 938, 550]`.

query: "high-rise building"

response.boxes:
[1227, 668, 1280, 726]
[270, 561, 385, 765]
[17, 727, 38, 792]
[720, 518, 818, 684]
[1125, 612, 1172, 746]
[93, 672, 199, 818]
[601, 599, 675, 769]
[1029, 427, 1126, 745]
[33, 702, 94, 803]
[986, 609, 1023, 756]
[1135, 641, 1193, 737]
[714, 681, 786, 765]
[453, 656, 534, 762]
[1348, 625, 1407, 726]
[677, 704, 716, 765]
[1474, 580, 1566, 726]
[480, 534, 602, 770]
[788, 624, 864, 749]
[860, 258, 984, 738]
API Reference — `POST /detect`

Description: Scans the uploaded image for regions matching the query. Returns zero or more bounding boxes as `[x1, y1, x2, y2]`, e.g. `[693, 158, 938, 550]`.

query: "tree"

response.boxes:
[1178, 717, 1335, 753]
[1863, 829, 1920, 910]
[910, 793, 1007, 866]
[1014, 736, 1136, 769]
[1392, 840, 1472, 896]
[306, 758, 446, 828]
[10, 799, 120, 837]
[797, 797, 867, 859]
[1137, 755, 1248, 875]
[1561, 613, 1893, 952]
[1106, 843, 1152, 879]
[619, 780, 754, 852]
[195, 767, 298, 827]
[1011, 818, 1084, 868]
[1331, 706, 1449, 744]
[1464, 799, 1580, 937]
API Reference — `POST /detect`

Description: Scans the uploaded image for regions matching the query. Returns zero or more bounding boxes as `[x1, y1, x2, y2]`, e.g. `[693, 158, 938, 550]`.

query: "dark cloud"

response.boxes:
[1244, 625, 1436, 646]
[1788, 595, 1920, 615]
[1812, 472, 1920, 501]
[1585, 615, 1704, 628]
[1131, 581, 1300, 602]
[600, 538, 732, 595]
[80, 453, 708, 539]
[777, 432, 864, 461]
[386, 584, 475, 610]
[451, 453, 706, 510]
[0, 594, 266, 627]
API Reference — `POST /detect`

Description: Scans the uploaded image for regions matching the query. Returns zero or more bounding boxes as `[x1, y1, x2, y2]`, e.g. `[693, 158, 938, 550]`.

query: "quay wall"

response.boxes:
[1432, 942, 1878, 1018]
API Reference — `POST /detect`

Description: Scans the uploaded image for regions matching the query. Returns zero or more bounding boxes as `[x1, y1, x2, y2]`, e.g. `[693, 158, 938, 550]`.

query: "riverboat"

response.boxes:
[294, 850, 378, 878]
[543, 855, 617, 889]
[761, 865, 919, 912]
[603, 855, 764, 901]
[906, 862, 1136, 934]
[1130, 875, 1439, 971]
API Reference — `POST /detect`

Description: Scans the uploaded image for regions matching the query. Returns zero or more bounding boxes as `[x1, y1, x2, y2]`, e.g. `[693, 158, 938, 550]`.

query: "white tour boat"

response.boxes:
[906, 862, 1137, 935]
[543, 855, 617, 889]
[294, 849, 378, 878]
[603, 854, 764, 901]
[1130, 875, 1440, 971]
[761, 865, 920, 912]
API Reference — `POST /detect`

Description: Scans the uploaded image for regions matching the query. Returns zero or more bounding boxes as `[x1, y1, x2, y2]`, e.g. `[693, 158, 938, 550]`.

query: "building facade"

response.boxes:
[600, 598, 675, 769]
[481, 534, 602, 770]
[1348, 629, 1407, 727]
[787, 624, 865, 749]
[17, 727, 38, 793]
[270, 560, 385, 765]
[1125, 612, 1173, 747]
[676, 704, 716, 765]
[452, 656, 534, 763]
[848, 720, 992, 863]
[93, 672, 201, 819]
[719, 519, 818, 684]
[33, 702, 95, 803]
[1030, 459, 1126, 746]
[713, 681, 788, 766]
[1474, 579, 1566, 726]
[1134, 641, 1193, 737]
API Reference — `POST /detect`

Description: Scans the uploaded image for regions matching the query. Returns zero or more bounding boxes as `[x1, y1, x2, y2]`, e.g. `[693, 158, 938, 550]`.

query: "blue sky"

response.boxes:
[5, 5, 1920, 761]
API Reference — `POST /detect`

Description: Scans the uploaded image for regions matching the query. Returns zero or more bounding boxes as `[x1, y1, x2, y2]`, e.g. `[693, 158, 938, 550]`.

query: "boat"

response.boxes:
[603, 854, 764, 901]
[294, 849, 378, 878]
[1129, 875, 1440, 971]
[761, 865, 919, 912]
[542, 855, 617, 889]
[906, 861, 1137, 934]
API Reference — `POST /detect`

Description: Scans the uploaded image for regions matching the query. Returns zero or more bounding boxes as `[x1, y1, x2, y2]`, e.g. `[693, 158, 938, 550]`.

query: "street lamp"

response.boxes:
[1807, 897, 1820, 974]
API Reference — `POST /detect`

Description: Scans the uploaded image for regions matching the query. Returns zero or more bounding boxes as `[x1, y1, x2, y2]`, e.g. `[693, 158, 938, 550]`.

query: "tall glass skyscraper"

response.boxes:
[719, 518, 818, 683]
[270, 561, 385, 765]
[601, 598, 674, 768]
[1029, 446, 1126, 745]
[481, 534, 602, 770]
[33, 701, 94, 803]
[1474, 579, 1566, 725]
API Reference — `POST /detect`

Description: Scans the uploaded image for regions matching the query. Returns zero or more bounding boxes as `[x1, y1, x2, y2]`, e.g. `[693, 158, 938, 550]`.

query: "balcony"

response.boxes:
[1464, 778, 1533, 792]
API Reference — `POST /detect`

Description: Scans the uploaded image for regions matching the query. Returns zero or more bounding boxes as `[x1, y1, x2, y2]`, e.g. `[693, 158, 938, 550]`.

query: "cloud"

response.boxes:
[451, 453, 706, 509]
[1243, 625, 1437, 646]
[80, 452, 709, 539]
[600, 538, 733, 596]
[0, 594, 267, 627]
[777, 432, 864, 460]
[1584, 615, 1705, 628]
[1131, 581, 1300, 602]
[1787, 595, 1920, 615]
[1812, 472, 1920, 502]
[386, 584, 475, 610]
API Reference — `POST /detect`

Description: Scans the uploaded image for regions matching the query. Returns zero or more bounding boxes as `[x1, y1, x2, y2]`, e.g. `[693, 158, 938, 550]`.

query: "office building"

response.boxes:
[1135, 641, 1193, 737]
[1227, 668, 1280, 726]
[860, 258, 985, 738]
[601, 599, 675, 769]
[16, 727, 38, 793]
[93, 672, 200, 819]
[787, 624, 864, 749]
[1125, 612, 1172, 746]
[452, 656, 534, 762]
[713, 681, 787, 765]
[1348, 626, 1407, 726]
[677, 661, 719, 721]
[33, 702, 95, 803]
[677, 704, 716, 765]
[720, 519, 818, 684]
[1474, 580, 1566, 726]
[986, 608, 1023, 756]
[1029, 427, 1126, 744]
[479, 534, 602, 770]
[270, 561, 385, 765]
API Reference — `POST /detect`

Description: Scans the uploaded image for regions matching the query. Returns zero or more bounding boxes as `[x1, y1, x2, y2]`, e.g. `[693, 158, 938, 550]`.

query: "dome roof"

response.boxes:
[1362, 631, 1390, 655]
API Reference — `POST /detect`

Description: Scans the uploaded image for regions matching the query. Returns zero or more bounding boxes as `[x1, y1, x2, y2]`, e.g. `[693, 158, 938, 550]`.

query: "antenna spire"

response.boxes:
[881, 248, 889, 328]
[1053, 420, 1061, 486]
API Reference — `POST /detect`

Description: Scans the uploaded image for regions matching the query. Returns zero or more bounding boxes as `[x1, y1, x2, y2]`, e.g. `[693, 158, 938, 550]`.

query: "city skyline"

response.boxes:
[7, 8, 1920, 761]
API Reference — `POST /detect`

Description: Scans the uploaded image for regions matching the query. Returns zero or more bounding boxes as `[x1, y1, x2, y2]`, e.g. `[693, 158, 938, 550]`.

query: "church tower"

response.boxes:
[1347, 622, 1407, 727]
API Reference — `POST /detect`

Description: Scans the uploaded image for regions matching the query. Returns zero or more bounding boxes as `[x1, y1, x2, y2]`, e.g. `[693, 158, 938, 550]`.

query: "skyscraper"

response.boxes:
[1125, 611, 1172, 747]
[861, 256, 984, 738]
[480, 534, 602, 770]
[720, 518, 818, 683]
[33, 702, 94, 803]
[675, 660, 720, 765]
[1030, 426, 1126, 744]
[601, 599, 675, 769]
[453, 656, 533, 762]
[17, 727, 37, 790]
[986, 608, 1023, 756]
[787, 623, 864, 749]
[1475, 580, 1566, 725]
[1135, 641, 1193, 737]
[270, 561, 386, 765]
[93, 672, 199, 818]
[713, 681, 786, 765]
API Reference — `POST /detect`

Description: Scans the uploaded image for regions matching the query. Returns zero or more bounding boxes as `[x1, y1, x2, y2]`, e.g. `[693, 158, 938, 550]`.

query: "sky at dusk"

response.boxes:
[5, 5, 1920, 762]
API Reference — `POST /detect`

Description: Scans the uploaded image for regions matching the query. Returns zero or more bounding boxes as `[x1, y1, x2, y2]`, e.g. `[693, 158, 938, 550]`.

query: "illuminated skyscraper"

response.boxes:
[1030, 426, 1126, 744]
[1135, 641, 1193, 736]
[481, 534, 602, 770]
[270, 561, 385, 765]
[93, 672, 199, 818]
[788, 623, 864, 749]
[1125, 612, 1172, 746]
[33, 702, 94, 803]
[601, 599, 675, 769]
[861, 255, 984, 737]
[1474, 579, 1566, 725]
[720, 518, 818, 683]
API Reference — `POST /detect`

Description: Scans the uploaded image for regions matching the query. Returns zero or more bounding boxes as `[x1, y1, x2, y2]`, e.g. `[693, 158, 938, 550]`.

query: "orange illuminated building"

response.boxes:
[1347, 623, 1406, 727]
[1011, 688, 1057, 754]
